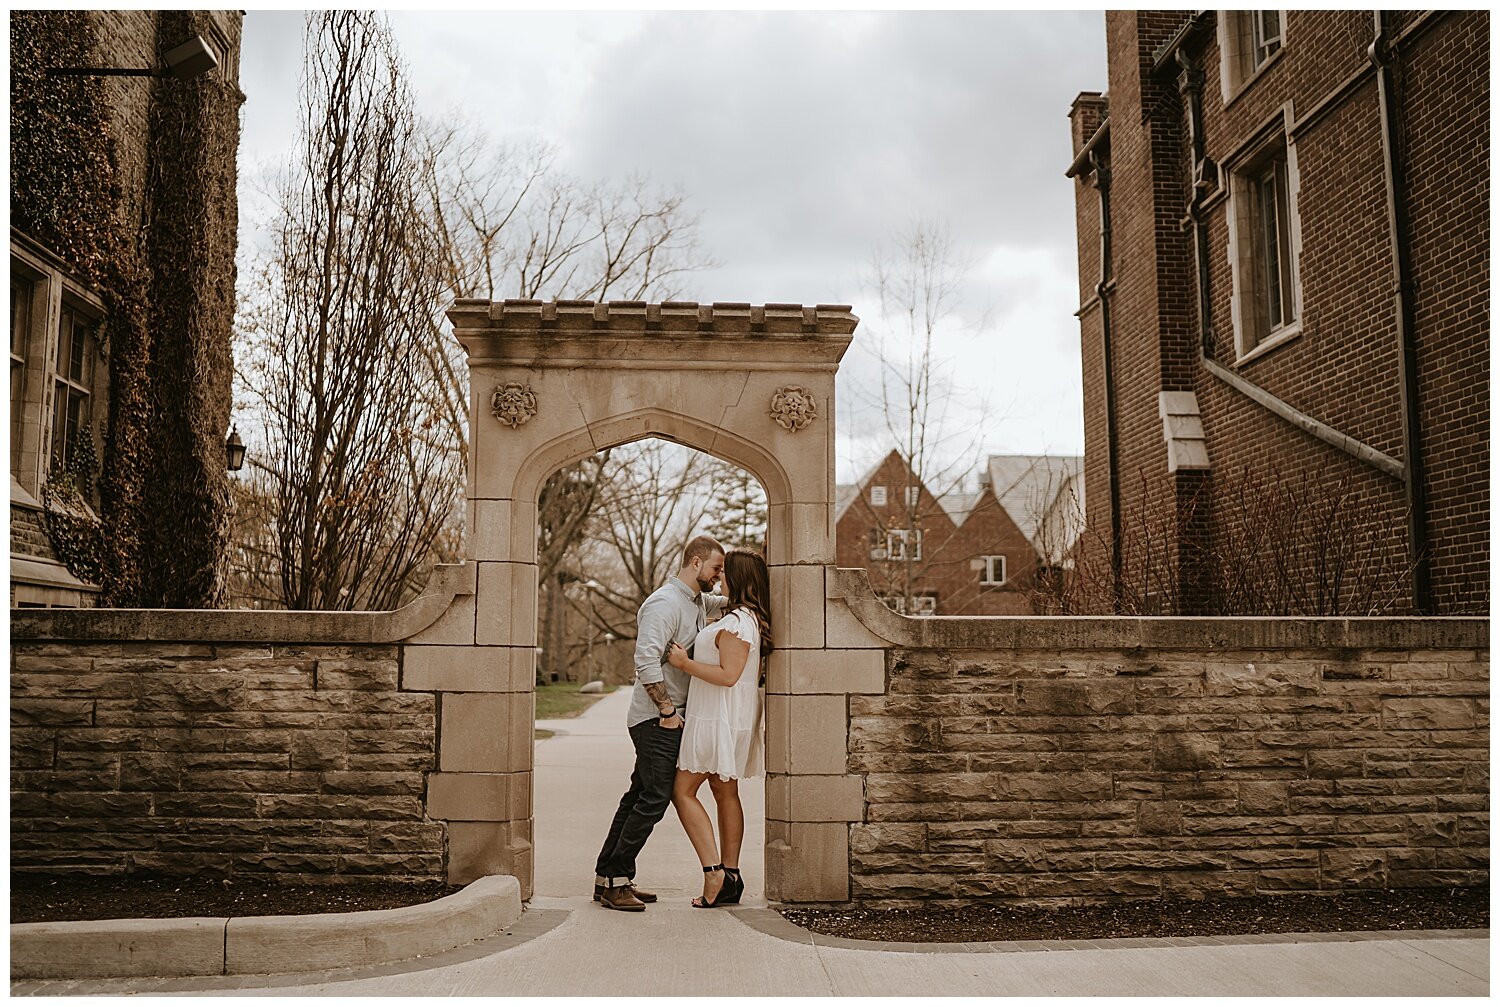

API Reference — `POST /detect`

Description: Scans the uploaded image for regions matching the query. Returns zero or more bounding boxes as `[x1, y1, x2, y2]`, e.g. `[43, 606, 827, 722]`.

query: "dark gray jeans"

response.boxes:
[594, 718, 683, 882]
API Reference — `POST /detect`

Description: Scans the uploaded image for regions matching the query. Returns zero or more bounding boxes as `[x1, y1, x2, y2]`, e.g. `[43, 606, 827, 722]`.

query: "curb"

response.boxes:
[730, 908, 1491, 955]
[11, 875, 522, 981]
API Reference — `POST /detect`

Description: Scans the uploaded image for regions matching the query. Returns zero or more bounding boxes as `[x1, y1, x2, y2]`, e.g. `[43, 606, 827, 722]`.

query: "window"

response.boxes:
[879, 593, 937, 616]
[12, 277, 31, 471]
[869, 485, 887, 506]
[979, 555, 1007, 586]
[50, 303, 96, 474]
[1221, 12, 1285, 99]
[885, 528, 923, 562]
[1251, 11, 1282, 68]
[1227, 119, 1301, 360]
[905, 486, 920, 507]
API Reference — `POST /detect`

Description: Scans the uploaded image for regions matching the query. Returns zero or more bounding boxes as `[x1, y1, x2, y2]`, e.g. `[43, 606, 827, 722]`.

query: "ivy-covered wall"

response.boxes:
[9, 11, 243, 607]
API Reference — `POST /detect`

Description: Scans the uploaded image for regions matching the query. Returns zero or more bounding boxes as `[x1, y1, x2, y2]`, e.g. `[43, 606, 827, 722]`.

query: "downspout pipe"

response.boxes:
[1371, 10, 1433, 613]
[1089, 149, 1125, 611]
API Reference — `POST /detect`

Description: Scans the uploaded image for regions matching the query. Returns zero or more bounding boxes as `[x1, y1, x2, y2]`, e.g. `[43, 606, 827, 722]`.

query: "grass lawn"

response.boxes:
[534, 681, 618, 721]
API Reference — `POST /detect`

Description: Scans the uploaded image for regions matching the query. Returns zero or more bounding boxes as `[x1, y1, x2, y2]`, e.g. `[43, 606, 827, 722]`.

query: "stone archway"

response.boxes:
[420, 298, 871, 902]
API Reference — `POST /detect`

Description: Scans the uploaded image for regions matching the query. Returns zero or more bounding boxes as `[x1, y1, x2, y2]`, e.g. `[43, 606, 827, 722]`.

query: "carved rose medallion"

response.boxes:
[491, 382, 538, 429]
[769, 385, 818, 432]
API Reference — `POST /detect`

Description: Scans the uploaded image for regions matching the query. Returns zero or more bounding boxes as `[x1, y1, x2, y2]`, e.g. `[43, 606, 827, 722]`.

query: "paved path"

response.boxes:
[533, 687, 767, 905]
[13, 689, 1489, 996]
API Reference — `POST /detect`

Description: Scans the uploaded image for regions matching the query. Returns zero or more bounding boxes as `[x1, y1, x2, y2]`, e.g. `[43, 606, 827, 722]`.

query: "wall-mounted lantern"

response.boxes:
[225, 427, 246, 472]
[48, 35, 219, 78]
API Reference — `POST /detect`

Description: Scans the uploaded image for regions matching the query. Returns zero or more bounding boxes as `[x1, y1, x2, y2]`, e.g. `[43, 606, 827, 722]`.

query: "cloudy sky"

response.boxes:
[238, 11, 1108, 484]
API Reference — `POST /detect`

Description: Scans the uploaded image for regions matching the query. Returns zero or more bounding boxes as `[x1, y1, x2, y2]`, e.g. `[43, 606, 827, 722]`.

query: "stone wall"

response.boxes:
[12, 640, 439, 881]
[834, 573, 1489, 905]
[9, 566, 470, 882]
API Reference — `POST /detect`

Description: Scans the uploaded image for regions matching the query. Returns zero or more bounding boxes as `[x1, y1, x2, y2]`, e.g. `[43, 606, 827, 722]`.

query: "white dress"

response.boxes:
[677, 607, 764, 781]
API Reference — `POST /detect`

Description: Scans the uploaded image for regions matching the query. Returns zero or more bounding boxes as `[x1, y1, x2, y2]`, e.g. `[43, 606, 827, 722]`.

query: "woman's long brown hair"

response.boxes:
[723, 548, 773, 659]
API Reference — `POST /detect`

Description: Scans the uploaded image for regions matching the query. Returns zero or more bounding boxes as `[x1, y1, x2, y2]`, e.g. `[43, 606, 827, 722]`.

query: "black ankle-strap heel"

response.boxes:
[692, 864, 728, 909]
[721, 866, 744, 905]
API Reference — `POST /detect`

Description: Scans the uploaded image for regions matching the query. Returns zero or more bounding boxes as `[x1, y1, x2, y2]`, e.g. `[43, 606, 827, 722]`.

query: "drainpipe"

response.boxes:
[1089, 148, 1124, 611]
[1370, 10, 1433, 613]
[1178, 51, 1215, 361]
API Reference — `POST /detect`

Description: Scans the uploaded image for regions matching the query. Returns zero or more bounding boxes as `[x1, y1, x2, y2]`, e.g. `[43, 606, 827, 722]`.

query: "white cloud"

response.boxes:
[236, 11, 1107, 481]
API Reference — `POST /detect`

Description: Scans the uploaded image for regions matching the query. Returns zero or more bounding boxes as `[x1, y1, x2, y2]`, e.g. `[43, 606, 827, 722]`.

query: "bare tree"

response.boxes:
[236, 11, 460, 611]
[849, 217, 994, 614]
[411, 122, 712, 470]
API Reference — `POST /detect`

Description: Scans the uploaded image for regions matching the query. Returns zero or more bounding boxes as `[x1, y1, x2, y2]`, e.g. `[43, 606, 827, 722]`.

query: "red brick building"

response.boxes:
[1067, 11, 1487, 615]
[835, 450, 1083, 615]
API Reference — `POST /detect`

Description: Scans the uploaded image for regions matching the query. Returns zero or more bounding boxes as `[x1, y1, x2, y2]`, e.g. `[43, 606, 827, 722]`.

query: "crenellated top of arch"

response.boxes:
[448, 299, 858, 360]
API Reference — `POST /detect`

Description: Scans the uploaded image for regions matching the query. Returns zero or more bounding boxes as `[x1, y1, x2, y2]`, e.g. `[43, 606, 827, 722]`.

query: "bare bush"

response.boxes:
[1027, 466, 1417, 616]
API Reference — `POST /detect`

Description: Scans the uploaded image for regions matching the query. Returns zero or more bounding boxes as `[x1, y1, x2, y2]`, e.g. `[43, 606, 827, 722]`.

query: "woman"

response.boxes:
[666, 547, 773, 908]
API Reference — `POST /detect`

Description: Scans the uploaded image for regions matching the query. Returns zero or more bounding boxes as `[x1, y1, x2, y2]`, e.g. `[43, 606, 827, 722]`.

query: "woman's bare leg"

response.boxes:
[707, 776, 743, 870]
[672, 769, 724, 903]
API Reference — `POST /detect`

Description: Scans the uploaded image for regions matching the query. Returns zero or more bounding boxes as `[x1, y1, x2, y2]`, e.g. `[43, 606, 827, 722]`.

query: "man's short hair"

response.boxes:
[683, 535, 724, 566]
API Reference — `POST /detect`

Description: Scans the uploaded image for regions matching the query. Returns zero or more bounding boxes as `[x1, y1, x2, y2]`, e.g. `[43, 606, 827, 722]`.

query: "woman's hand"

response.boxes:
[667, 642, 689, 669]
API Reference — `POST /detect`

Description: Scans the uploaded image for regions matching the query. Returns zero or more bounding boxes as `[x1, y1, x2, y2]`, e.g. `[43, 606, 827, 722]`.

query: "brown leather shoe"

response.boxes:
[594, 882, 657, 903]
[598, 885, 646, 912]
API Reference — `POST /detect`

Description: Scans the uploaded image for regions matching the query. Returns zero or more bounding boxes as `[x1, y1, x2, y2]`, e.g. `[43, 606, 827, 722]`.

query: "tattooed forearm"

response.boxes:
[643, 681, 673, 713]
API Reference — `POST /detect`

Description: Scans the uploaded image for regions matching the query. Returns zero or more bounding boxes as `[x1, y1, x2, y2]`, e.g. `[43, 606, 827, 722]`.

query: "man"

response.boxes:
[594, 534, 727, 911]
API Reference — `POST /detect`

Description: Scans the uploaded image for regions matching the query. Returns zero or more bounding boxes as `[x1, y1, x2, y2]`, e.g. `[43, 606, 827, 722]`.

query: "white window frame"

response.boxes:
[905, 485, 920, 507]
[869, 485, 887, 507]
[1218, 11, 1287, 106]
[979, 554, 1007, 586]
[885, 528, 923, 562]
[909, 595, 938, 617]
[1226, 107, 1303, 365]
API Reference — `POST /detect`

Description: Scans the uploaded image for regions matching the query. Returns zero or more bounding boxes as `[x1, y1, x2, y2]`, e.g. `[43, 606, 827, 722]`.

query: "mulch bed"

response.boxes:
[780, 888, 1489, 943]
[10, 875, 465, 925]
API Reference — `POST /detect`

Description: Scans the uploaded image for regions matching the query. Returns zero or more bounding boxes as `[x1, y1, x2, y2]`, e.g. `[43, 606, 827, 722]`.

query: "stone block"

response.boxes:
[768, 565, 824, 649]
[447, 820, 533, 897]
[766, 773, 863, 822]
[766, 694, 848, 775]
[405, 595, 477, 646]
[316, 661, 399, 691]
[1139, 801, 1182, 836]
[1154, 733, 1221, 770]
[1205, 664, 1319, 696]
[765, 649, 884, 695]
[11, 917, 228, 979]
[765, 501, 835, 567]
[766, 821, 848, 902]
[1238, 781, 1288, 814]
[1383, 698, 1477, 730]
[1017, 680, 1135, 715]
[475, 561, 539, 647]
[466, 497, 537, 563]
[850, 823, 927, 855]
[439, 693, 533, 773]
[824, 598, 896, 650]
[1321, 849, 1388, 887]
[403, 645, 531, 692]
[426, 771, 531, 821]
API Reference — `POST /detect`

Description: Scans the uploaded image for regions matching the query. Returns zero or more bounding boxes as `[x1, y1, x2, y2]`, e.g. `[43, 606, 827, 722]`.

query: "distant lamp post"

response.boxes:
[225, 428, 246, 472]
[48, 35, 219, 78]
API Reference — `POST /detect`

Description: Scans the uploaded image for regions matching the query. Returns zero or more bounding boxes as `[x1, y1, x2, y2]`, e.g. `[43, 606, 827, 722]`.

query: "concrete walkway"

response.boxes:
[13, 689, 1489, 996]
